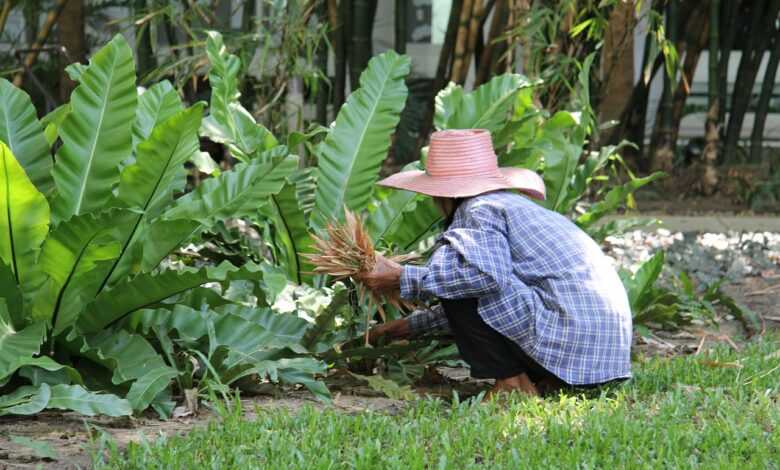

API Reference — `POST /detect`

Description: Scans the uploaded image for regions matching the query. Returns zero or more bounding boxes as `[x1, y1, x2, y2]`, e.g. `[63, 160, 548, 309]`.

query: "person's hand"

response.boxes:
[359, 253, 402, 294]
[368, 318, 411, 345]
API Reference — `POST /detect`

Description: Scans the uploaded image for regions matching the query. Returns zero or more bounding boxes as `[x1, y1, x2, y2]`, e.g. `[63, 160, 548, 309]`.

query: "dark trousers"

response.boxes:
[440, 298, 562, 383]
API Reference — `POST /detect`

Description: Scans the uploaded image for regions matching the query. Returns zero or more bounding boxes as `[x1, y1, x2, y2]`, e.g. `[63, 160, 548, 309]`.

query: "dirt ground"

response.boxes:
[1, 259, 778, 469]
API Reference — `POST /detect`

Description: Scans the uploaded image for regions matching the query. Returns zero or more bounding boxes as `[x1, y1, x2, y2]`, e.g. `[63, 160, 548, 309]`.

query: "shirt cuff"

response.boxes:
[400, 265, 428, 300]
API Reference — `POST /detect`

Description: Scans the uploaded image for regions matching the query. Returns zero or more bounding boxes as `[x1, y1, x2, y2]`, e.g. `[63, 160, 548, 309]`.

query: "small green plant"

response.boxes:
[621, 251, 761, 334]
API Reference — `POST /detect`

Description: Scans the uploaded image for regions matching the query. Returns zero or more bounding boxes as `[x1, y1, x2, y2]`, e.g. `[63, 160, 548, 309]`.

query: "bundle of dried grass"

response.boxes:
[303, 209, 415, 343]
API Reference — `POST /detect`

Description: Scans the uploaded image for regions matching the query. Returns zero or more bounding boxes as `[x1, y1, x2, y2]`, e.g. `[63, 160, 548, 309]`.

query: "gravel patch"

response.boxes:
[603, 229, 780, 286]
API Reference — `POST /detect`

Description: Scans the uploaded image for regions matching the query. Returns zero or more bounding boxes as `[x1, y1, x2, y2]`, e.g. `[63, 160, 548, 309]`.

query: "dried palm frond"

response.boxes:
[303, 209, 416, 343]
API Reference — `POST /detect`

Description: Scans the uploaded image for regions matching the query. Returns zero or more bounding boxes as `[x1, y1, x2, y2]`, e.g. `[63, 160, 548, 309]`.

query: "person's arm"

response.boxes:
[400, 207, 513, 301]
[406, 304, 451, 336]
[368, 304, 450, 344]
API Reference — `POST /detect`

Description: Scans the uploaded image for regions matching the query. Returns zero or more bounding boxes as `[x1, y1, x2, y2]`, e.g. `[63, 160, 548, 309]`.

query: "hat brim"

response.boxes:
[377, 168, 546, 200]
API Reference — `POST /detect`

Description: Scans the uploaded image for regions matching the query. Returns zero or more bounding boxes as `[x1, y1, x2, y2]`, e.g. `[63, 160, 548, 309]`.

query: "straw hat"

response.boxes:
[377, 129, 545, 199]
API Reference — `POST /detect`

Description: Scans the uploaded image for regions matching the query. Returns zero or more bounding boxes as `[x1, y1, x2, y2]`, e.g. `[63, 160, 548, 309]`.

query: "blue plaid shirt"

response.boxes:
[401, 191, 632, 385]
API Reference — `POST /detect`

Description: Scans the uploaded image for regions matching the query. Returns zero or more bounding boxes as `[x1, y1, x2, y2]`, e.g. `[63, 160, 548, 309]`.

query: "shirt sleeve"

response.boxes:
[406, 304, 451, 336]
[400, 204, 513, 301]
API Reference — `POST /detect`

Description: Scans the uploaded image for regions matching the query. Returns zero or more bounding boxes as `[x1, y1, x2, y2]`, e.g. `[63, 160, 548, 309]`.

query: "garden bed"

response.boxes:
[1, 227, 778, 469]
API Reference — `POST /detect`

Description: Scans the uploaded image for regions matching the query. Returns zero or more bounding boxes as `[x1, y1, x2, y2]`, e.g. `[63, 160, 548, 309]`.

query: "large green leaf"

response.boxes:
[40, 104, 70, 147]
[367, 187, 441, 251]
[0, 384, 51, 416]
[77, 329, 175, 411]
[47, 384, 132, 417]
[0, 78, 53, 195]
[576, 172, 666, 230]
[0, 142, 50, 291]
[32, 210, 133, 333]
[132, 305, 328, 400]
[311, 50, 410, 230]
[434, 74, 538, 133]
[265, 170, 315, 284]
[162, 154, 297, 223]
[77, 262, 263, 333]
[540, 132, 583, 213]
[50, 34, 137, 222]
[0, 262, 23, 329]
[103, 105, 204, 287]
[0, 301, 46, 382]
[137, 218, 202, 273]
[202, 31, 276, 160]
[132, 80, 184, 149]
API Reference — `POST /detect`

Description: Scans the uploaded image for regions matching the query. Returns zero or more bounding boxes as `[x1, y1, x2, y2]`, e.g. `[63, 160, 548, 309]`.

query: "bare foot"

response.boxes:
[484, 373, 539, 401]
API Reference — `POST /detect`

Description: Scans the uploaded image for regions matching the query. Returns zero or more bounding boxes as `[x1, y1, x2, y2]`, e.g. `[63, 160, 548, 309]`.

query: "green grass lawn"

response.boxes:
[96, 335, 780, 469]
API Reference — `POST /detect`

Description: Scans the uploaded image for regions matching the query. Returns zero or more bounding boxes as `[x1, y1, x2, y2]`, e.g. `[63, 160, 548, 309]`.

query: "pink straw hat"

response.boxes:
[378, 129, 545, 199]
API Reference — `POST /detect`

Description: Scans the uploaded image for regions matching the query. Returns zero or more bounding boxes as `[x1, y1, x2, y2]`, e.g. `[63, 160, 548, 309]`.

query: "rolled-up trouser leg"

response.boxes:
[440, 298, 560, 383]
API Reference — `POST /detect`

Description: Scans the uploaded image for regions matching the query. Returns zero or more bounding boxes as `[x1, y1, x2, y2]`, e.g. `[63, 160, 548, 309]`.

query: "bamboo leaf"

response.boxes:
[311, 51, 410, 231]
[0, 78, 53, 195]
[51, 34, 137, 222]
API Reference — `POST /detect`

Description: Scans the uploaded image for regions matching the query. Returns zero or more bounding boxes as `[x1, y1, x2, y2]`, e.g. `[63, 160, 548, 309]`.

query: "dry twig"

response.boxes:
[303, 209, 416, 344]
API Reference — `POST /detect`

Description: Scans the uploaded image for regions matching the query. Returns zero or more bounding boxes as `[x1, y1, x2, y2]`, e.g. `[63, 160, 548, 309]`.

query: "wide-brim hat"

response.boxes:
[377, 129, 545, 200]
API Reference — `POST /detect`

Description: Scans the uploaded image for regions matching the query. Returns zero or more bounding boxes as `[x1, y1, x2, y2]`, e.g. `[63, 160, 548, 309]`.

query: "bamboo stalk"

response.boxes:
[395, 0, 406, 54]
[749, 29, 780, 163]
[433, 0, 463, 92]
[475, 0, 505, 86]
[0, 0, 13, 38]
[332, 0, 349, 110]
[701, 0, 720, 195]
[454, 0, 483, 84]
[724, 0, 779, 162]
[316, 0, 329, 126]
[450, 0, 473, 83]
[13, 0, 69, 87]
[717, 0, 742, 126]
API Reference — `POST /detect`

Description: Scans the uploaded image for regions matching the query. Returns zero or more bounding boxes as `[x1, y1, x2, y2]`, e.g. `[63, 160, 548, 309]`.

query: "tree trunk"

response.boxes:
[717, 0, 741, 125]
[135, 0, 157, 82]
[395, 0, 406, 54]
[349, 0, 376, 91]
[598, 1, 636, 144]
[701, 0, 720, 195]
[332, 0, 349, 110]
[724, 0, 780, 162]
[749, 29, 780, 163]
[649, 0, 680, 173]
[241, 0, 256, 32]
[13, 0, 69, 87]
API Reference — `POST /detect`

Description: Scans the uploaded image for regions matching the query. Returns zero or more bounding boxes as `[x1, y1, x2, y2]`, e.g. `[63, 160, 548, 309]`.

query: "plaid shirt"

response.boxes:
[401, 191, 632, 385]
